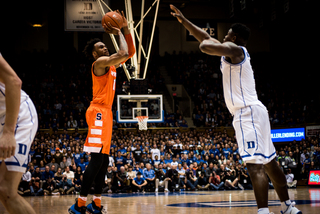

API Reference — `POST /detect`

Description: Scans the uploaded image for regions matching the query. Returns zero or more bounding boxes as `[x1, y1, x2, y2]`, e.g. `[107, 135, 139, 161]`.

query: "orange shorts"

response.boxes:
[84, 103, 113, 154]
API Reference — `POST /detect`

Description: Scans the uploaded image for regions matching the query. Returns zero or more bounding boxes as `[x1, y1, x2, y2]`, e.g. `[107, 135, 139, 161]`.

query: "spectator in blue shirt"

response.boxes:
[125, 153, 133, 166]
[143, 163, 155, 192]
[201, 146, 210, 156]
[222, 144, 232, 158]
[181, 146, 189, 156]
[132, 172, 147, 192]
[133, 163, 143, 176]
[214, 144, 220, 157]
[119, 144, 127, 157]
[160, 147, 165, 157]
[196, 154, 203, 165]
[78, 157, 88, 172]
[41, 166, 54, 181]
[186, 153, 195, 166]
[164, 154, 172, 164]
[115, 151, 124, 171]
[73, 148, 81, 166]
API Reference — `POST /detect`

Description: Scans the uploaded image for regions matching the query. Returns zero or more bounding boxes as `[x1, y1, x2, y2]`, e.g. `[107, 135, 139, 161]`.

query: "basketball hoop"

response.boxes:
[136, 116, 148, 130]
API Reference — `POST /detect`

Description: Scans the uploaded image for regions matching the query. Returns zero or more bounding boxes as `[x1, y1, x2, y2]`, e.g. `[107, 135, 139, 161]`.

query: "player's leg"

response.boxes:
[264, 158, 289, 201]
[264, 159, 302, 214]
[69, 153, 105, 214]
[87, 153, 109, 213]
[0, 162, 36, 214]
[233, 106, 271, 213]
[246, 163, 269, 210]
[256, 105, 301, 214]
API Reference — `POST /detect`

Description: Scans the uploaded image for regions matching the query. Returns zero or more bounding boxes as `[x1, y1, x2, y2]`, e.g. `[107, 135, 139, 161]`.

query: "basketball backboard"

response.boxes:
[116, 94, 163, 123]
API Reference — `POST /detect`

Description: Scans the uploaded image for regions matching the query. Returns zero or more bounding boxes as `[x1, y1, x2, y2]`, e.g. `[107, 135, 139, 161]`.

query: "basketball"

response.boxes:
[102, 11, 123, 29]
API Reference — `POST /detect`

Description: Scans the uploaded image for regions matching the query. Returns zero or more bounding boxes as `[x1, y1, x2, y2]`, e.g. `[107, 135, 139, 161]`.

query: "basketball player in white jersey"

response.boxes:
[0, 53, 38, 214]
[170, 5, 301, 214]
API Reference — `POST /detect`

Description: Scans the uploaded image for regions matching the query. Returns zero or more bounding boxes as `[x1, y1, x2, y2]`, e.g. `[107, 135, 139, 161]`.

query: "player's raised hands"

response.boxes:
[103, 22, 121, 35]
[170, 4, 185, 23]
[116, 10, 128, 28]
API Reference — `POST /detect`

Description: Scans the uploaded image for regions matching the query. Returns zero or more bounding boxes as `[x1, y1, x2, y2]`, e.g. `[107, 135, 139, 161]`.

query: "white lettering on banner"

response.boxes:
[295, 132, 304, 137]
[189, 28, 215, 36]
[271, 132, 304, 139]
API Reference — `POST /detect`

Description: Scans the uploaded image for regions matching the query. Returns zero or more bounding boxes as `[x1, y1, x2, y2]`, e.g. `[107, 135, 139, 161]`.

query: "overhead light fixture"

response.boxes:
[32, 24, 43, 28]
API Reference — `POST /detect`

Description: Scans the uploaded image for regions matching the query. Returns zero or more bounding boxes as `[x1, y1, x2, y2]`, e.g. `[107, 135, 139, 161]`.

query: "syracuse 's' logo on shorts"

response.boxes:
[96, 113, 102, 120]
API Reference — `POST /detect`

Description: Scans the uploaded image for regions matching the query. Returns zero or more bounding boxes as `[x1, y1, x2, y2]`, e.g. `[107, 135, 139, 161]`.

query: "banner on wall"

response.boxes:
[306, 125, 320, 137]
[65, 0, 108, 31]
[270, 128, 305, 142]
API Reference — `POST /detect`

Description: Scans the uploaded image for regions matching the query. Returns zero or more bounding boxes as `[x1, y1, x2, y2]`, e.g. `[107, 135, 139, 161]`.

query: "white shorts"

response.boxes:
[233, 105, 276, 165]
[0, 97, 38, 173]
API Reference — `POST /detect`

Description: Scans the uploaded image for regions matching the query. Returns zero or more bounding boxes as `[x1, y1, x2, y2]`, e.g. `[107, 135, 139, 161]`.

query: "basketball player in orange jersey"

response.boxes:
[68, 10, 135, 214]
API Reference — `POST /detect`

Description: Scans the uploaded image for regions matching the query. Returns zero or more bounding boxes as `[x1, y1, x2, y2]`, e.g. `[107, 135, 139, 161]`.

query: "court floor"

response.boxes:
[0, 187, 318, 214]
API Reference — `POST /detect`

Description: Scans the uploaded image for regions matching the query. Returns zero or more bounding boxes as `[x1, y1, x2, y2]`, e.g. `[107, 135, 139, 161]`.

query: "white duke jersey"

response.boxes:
[0, 82, 30, 118]
[220, 46, 264, 115]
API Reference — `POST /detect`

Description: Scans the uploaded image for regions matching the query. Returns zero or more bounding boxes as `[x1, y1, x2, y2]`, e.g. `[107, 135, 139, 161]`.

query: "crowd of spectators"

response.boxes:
[18, 128, 320, 196]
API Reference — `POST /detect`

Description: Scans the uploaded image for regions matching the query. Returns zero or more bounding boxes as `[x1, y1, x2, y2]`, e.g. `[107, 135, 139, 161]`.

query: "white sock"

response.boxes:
[257, 208, 270, 214]
[93, 195, 102, 201]
[281, 200, 292, 213]
[79, 196, 87, 201]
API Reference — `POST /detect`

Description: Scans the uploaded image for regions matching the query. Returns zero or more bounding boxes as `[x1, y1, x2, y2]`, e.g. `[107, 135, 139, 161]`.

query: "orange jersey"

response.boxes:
[91, 62, 117, 106]
[84, 64, 116, 154]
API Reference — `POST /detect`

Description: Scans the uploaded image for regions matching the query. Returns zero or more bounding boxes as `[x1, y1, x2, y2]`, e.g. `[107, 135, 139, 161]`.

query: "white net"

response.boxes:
[136, 116, 148, 130]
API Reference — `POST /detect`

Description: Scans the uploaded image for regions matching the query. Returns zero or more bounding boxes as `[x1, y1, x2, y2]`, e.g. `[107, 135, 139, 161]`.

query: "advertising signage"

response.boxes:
[271, 128, 305, 143]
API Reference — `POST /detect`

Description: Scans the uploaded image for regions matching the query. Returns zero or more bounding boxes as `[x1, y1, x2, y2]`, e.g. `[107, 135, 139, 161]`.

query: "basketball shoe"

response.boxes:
[86, 201, 106, 214]
[68, 199, 87, 214]
[281, 201, 302, 214]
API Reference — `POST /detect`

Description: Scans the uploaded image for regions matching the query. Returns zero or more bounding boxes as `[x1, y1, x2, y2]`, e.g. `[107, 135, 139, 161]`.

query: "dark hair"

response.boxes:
[230, 23, 250, 44]
[83, 38, 101, 59]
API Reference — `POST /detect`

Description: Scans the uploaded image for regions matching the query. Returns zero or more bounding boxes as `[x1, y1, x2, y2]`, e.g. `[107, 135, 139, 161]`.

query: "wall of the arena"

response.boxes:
[157, 21, 270, 56]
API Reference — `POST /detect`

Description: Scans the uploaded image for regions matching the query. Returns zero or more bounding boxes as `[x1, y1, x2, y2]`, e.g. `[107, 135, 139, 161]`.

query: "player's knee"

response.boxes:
[247, 164, 265, 178]
[0, 178, 19, 202]
[0, 184, 11, 202]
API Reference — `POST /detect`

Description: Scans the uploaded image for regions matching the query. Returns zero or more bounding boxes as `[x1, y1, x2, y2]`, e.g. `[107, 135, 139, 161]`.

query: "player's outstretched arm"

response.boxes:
[170, 5, 242, 59]
[199, 40, 242, 58]
[94, 23, 129, 73]
[0, 54, 21, 160]
[170, 4, 212, 43]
